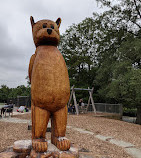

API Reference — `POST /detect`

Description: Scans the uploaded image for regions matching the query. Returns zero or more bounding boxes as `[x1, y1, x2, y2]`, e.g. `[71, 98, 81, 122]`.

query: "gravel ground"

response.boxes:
[0, 122, 31, 152]
[67, 114, 141, 149]
[1, 113, 141, 158]
[12, 113, 31, 120]
[66, 128, 131, 158]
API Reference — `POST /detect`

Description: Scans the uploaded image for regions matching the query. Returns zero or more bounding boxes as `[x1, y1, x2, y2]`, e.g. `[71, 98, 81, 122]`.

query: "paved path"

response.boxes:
[122, 116, 136, 123]
[0, 117, 30, 124]
[0, 117, 141, 158]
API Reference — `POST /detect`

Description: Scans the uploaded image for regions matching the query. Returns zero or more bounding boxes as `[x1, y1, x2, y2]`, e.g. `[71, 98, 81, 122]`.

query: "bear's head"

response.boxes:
[30, 16, 61, 47]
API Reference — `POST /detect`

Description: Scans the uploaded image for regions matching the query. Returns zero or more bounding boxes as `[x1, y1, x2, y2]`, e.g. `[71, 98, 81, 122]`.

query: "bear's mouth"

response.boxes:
[36, 37, 59, 47]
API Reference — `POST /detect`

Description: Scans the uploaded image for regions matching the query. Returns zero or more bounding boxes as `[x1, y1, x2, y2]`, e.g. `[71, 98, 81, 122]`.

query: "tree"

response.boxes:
[59, 18, 97, 88]
[0, 84, 30, 103]
[8, 85, 30, 98]
[25, 76, 31, 87]
[95, 0, 141, 124]
[0, 85, 10, 102]
[96, 0, 141, 33]
[59, 0, 141, 123]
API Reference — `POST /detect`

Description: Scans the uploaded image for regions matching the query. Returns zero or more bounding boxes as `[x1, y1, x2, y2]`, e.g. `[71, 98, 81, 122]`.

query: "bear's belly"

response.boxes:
[31, 46, 70, 112]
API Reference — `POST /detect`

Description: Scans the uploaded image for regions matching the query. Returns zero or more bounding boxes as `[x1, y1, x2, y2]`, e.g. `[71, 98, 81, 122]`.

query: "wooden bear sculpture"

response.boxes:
[29, 16, 71, 153]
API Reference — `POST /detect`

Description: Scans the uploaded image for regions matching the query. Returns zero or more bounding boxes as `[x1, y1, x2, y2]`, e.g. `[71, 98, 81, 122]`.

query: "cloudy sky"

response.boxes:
[0, 0, 104, 88]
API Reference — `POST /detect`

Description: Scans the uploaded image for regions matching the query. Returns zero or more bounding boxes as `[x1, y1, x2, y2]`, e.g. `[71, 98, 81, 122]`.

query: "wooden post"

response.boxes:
[72, 91, 79, 115]
[86, 90, 91, 111]
[89, 88, 96, 114]
[86, 87, 96, 113]
[86, 87, 93, 112]
[68, 85, 74, 107]
[73, 88, 93, 91]
[68, 85, 79, 115]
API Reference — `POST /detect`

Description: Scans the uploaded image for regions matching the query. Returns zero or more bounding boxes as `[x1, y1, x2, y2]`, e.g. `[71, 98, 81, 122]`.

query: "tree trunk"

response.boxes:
[88, 64, 91, 71]
[136, 106, 141, 125]
[78, 65, 80, 73]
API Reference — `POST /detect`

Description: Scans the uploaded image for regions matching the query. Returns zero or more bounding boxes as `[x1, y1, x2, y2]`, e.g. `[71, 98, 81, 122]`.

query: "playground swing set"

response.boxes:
[68, 85, 96, 115]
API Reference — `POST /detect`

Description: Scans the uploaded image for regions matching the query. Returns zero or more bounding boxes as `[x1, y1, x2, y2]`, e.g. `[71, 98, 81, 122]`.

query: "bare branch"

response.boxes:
[126, 30, 139, 37]
[133, 0, 141, 18]
[130, 20, 141, 29]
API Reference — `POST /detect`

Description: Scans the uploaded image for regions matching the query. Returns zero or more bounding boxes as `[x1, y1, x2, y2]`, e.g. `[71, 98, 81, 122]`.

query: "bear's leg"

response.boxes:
[32, 103, 50, 152]
[51, 105, 70, 151]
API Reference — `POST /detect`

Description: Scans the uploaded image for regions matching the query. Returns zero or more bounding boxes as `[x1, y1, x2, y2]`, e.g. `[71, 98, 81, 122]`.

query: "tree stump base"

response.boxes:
[0, 139, 31, 158]
[0, 140, 79, 158]
[13, 140, 32, 153]
[30, 140, 79, 158]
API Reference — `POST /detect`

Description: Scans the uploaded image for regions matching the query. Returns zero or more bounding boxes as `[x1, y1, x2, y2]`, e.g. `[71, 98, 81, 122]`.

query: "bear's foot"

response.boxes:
[32, 138, 48, 152]
[51, 136, 70, 151]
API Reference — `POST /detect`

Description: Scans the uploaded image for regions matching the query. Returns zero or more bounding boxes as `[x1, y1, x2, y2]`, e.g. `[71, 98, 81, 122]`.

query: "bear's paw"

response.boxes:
[32, 138, 48, 152]
[52, 137, 70, 151]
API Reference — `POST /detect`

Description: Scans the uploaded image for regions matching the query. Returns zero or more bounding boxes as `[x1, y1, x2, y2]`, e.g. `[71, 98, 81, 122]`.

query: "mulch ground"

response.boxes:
[1, 113, 141, 158]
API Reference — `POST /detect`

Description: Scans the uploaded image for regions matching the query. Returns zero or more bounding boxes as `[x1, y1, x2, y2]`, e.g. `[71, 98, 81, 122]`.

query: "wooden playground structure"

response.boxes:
[68, 86, 96, 115]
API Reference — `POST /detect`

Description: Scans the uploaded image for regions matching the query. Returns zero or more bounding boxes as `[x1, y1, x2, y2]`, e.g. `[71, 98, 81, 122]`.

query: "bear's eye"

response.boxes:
[43, 24, 47, 28]
[51, 25, 54, 29]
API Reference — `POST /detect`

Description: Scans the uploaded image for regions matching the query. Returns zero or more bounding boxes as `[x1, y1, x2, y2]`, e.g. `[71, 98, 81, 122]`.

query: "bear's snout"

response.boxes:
[47, 28, 52, 35]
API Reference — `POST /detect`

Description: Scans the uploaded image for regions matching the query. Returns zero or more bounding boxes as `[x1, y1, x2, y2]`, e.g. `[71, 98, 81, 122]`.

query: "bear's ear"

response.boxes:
[56, 18, 61, 28]
[30, 16, 35, 27]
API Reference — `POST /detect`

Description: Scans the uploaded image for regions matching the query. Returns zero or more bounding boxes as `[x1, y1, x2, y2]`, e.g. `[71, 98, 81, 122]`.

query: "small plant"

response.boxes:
[123, 107, 137, 117]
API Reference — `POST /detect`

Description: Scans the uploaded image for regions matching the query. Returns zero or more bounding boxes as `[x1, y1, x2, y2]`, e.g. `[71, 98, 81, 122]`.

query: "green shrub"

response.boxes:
[123, 107, 137, 117]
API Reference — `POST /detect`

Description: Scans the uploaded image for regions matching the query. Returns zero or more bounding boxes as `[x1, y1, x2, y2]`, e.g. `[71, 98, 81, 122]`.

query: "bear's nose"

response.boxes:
[47, 29, 52, 35]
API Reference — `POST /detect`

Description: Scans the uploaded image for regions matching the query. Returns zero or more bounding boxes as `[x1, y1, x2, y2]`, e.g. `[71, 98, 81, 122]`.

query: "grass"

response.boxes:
[0, 103, 5, 108]
[0, 103, 5, 105]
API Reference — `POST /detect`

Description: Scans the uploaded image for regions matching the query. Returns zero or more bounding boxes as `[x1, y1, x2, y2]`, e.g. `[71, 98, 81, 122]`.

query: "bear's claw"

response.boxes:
[52, 137, 70, 151]
[32, 138, 48, 152]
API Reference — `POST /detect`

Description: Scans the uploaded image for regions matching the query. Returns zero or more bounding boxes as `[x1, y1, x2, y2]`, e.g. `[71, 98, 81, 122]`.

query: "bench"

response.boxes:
[4, 107, 14, 117]
[0, 105, 14, 117]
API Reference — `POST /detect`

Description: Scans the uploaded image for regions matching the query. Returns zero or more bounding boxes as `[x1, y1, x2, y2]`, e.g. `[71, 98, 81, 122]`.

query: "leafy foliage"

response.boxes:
[0, 84, 30, 103]
[59, 18, 97, 88]
[59, 0, 141, 115]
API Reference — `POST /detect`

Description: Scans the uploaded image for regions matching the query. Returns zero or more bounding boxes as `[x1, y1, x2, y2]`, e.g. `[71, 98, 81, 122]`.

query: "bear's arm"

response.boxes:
[28, 54, 36, 83]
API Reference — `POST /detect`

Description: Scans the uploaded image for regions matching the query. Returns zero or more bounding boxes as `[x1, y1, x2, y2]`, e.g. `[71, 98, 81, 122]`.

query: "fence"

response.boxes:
[7, 96, 31, 107]
[87, 103, 123, 115]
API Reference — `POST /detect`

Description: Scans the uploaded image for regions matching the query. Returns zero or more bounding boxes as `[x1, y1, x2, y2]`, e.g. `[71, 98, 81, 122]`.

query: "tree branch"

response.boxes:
[133, 0, 141, 18]
[125, 30, 139, 37]
[130, 20, 141, 29]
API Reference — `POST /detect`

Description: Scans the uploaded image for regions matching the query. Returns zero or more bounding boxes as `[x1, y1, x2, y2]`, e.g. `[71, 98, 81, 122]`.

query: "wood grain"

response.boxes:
[29, 17, 71, 152]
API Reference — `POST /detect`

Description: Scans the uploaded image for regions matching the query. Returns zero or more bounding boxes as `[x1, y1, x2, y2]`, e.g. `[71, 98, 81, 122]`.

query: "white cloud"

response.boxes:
[0, 0, 104, 88]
